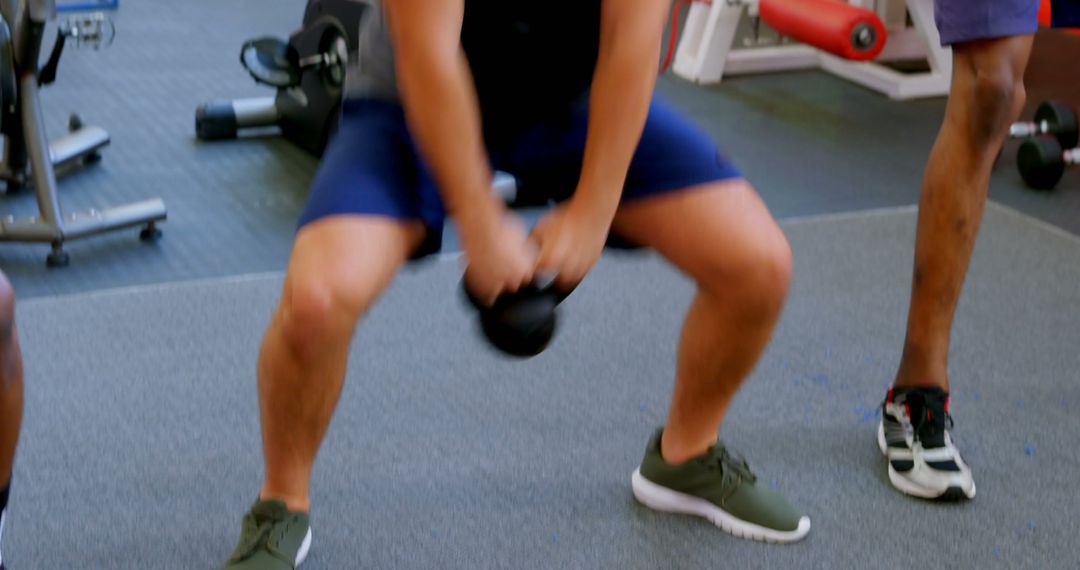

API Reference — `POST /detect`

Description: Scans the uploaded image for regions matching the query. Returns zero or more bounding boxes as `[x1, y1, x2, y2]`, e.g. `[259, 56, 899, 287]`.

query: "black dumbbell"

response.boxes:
[1009, 100, 1079, 149]
[462, 278, 574, 358]
[1017, 135, 1079, 190]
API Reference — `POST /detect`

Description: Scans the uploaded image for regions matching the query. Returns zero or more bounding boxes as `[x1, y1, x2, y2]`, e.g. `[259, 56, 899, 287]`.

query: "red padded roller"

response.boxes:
[760, 0, 887, 61]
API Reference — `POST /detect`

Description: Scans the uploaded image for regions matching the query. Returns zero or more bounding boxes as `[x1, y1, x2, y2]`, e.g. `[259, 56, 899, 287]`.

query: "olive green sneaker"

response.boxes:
[632, 429, 810, 543]
[223, 499, 312, 569]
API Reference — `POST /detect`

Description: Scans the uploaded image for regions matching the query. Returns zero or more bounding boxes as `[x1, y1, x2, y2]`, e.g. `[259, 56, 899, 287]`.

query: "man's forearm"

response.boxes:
[575, 1, 668, 219]
[395, 48, 498, 228]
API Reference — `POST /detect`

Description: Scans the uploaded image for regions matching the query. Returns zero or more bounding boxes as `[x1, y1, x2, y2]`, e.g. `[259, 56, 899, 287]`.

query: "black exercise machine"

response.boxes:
[195, 0, 366, 158]
[194, 0, 520, 198]
[0, 0, 166, 266]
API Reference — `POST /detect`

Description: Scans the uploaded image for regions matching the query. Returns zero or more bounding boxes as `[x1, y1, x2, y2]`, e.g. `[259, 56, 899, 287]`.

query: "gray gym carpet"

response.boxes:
[5, 205, 1078, 569]
[2, 0, 1079, 298]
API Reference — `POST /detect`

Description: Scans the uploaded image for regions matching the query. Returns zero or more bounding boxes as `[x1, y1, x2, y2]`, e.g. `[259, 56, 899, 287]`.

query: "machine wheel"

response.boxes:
[46, 243, 70, 267]
[139, 222, 162, 242]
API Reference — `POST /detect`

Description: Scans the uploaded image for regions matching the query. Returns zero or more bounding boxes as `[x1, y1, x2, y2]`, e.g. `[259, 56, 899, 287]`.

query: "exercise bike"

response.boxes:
[196, 0, 531, 208]
[195, 0, 366, 158]
[0, 0, 166, 266]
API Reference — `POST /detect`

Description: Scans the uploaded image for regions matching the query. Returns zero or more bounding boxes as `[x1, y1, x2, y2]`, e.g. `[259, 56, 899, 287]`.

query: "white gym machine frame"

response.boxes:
[672, 0, 953, 100]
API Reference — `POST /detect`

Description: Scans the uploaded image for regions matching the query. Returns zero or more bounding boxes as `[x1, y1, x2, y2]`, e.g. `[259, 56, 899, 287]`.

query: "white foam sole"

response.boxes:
[295, 528, 312, 567]
[631, 469, 810, 543]
[886, 464, 976, 499]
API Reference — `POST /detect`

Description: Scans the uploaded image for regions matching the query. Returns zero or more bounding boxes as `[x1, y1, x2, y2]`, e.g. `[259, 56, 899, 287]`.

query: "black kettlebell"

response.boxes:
[461, 277, 573, 358]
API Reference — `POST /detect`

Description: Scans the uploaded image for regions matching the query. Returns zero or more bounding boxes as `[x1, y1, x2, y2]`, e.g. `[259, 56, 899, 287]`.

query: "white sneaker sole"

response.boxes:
[631, 469, 810, 543]
[876, 421, 976, 500]
[296, 528, 312, 567]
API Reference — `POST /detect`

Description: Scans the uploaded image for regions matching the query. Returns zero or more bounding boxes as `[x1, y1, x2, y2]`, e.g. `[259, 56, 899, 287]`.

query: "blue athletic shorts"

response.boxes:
[298, 97, 742, 258]
[934, 0, 1039, 45]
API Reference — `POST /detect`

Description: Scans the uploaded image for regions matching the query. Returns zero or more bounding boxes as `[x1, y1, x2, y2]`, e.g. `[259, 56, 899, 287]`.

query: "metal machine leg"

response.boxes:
[0, 74, 167, 265]
[195, 96, 279, 140]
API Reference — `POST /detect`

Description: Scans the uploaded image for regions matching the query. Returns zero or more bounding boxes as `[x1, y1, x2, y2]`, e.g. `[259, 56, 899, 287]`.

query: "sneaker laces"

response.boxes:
[701, 443, 757, 496]
[227, 503, 296, 565]
[909, 391, 953, 449]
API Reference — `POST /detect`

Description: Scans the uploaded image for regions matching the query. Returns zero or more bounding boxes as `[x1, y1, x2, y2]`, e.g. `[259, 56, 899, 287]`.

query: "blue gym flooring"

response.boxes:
[6, 205, 1079, 569]
[2, 2, 1079, 569]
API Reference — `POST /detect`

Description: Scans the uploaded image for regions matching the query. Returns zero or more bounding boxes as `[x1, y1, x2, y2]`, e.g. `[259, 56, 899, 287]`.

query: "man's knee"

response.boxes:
[277, 270, 380, 358]
[957, 44, 1028, 140]
[699, 226, 792, 314]
[271, 217, 419, 358]
[744, 232, 793, 312]
[972, 69, 1026, 135]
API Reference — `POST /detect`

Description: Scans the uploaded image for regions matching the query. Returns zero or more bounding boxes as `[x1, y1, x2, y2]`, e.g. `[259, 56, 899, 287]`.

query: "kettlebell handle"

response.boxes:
[461, 274, 575, 310]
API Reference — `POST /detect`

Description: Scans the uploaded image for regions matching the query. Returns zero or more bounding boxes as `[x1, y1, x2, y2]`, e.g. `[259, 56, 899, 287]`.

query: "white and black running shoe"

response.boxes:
[877, 387, 975, 501]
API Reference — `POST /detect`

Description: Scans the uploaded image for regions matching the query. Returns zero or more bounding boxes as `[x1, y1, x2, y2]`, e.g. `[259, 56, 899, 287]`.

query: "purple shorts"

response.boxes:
[935, 0, 1039, 45]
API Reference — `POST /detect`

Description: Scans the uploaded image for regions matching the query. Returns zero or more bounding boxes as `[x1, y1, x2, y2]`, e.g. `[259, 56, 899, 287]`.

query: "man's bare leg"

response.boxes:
[880, 35, 1034, 502]
[895, 36, 1034, 390]
[619, 182, 809, 542]
[257, 216, 425, 513]
[614, 181, 791, 463]
[0, 272, 23, 570]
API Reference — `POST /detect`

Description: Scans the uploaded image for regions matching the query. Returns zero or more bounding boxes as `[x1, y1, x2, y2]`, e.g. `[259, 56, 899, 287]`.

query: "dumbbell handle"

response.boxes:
[1010, 120, 1053, 139]
[1065, 148, 1080, 166]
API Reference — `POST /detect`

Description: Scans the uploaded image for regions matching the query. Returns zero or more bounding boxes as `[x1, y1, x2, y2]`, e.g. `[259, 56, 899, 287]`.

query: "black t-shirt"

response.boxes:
[461, 0, 602, 138]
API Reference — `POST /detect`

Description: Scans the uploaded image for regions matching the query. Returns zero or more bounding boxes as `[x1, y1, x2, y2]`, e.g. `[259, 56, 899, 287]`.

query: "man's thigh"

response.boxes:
[299, 98, 446, 259]
[611, 180, 787, 283]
